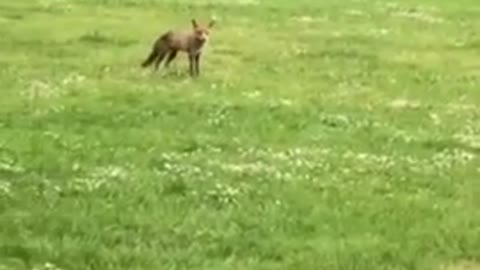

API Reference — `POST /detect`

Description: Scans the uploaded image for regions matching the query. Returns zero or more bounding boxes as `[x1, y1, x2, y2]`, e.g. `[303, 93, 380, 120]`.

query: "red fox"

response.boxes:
[141, 19, 215, 77]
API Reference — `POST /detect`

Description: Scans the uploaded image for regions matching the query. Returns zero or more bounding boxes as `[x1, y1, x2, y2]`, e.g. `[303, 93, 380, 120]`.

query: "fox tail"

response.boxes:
[141, 47, 158, 68]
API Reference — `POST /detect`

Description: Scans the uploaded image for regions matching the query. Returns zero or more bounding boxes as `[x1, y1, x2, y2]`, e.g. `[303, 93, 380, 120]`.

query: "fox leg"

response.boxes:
[164, 50, 178, 68]
[194, 54, 201, 76]
[154, 48, 169, 70]
[188, 54, 195, 77]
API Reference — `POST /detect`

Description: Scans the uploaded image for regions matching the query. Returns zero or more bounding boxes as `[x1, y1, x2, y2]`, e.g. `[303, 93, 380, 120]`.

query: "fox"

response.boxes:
[141, 18, 216, 77]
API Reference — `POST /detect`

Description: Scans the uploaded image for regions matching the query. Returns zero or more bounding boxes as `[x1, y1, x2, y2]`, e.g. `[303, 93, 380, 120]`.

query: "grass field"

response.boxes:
[1, 0, 479, 269]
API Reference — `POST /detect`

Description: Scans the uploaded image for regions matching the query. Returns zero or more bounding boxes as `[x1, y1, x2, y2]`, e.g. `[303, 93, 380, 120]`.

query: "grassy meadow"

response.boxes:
[1, 0, 479, 269]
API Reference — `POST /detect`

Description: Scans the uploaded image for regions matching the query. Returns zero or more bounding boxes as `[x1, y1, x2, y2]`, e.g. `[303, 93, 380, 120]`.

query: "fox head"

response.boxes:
[191, 19, 215, 42]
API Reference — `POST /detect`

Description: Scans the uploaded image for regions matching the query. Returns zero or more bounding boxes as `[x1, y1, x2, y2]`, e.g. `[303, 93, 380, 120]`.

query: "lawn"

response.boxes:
[0, 0, 479, 269]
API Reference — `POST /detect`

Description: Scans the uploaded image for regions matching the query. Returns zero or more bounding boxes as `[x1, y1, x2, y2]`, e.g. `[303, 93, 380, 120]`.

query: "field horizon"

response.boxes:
[1, 0, 479, 269]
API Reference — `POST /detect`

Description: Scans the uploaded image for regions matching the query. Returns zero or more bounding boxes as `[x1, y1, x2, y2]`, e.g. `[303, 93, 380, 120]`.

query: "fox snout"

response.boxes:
[197, 32, 209, 42]
[200, 34, 208, 41]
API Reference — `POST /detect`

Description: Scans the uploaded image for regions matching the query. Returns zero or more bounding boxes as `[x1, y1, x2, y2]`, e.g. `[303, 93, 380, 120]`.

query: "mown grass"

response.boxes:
[1, 0, 479, 269]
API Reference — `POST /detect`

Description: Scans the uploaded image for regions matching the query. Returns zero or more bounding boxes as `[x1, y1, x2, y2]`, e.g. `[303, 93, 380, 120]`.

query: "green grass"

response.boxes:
[1, 0, 480, 269]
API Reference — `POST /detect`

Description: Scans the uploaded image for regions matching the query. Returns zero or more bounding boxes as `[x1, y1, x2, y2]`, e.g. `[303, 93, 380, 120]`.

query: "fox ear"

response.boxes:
[208, 19, 216, 28]
[191, 19, 198, 28]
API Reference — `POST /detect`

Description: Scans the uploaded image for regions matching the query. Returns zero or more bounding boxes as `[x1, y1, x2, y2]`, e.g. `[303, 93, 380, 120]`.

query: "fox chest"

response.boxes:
[188, 40, 206, 55]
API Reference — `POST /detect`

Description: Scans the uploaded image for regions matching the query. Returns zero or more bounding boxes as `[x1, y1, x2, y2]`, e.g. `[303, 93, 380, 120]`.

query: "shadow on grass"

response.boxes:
[77, 31, 136, 47]
[421, 138, 480, 154]
[0, 244, 34, 268]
